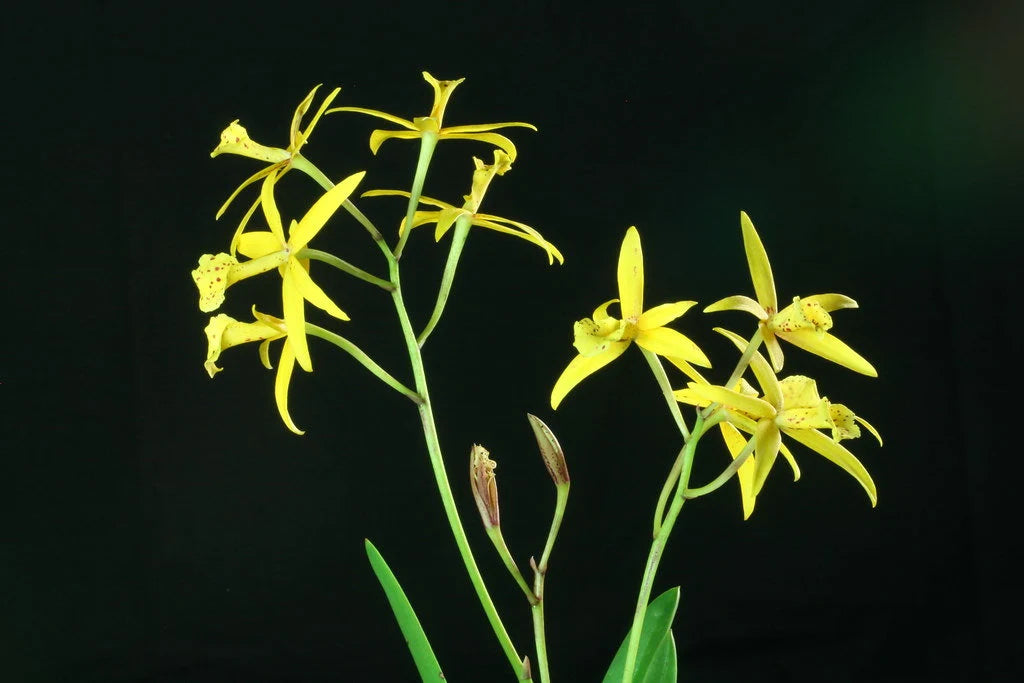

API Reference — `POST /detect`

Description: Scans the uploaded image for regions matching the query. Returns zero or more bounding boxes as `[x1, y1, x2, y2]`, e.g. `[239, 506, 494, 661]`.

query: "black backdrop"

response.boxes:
[5, 1, 1021, 681]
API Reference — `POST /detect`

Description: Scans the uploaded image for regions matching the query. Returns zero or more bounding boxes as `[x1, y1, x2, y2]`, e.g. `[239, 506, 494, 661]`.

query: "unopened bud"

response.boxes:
[527, 414, 569, 487]
[470, 444, 500, 528]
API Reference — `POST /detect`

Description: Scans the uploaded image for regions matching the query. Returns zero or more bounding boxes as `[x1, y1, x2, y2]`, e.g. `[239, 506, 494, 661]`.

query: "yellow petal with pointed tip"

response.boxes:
[290, 171, 366, 251]
[764, 331, 786, 372]
[592, 299, 619, 322]
[434, 207, 467, 241]
[665, 356, 709, 385]
[783, 428, 877, 506]
[635, 327, 711, 367]
[719, 422, 757, 519]
[713, 327, 782, 408]
[617, 227, 644, 320]
[638, 301, 697, 330]
[294, 86, 340, 150]
[216, 165, 277, 220]
[274, 341, 304, 435]
[229, 194, 265, 257]
[775, 328, 877, 377]
[550, 342, 630, 409]
[703, 295, 768, 319]
[682, 383, 775, 419]
[326, 106, 416, 130]
[282, 267, 311, 372]
[369, 129, 422, 154]
[752, 420, 781, 495]
[237, 231, 283, 259]
[779, 441, 801, 481]
[289, 85, 321, 147]
[289, 259, 349, 321]
[438, 131, 521, 162]
[740, 211, 777, 314]
[259, 170, 287, 244]
[443, 122, 538, 134]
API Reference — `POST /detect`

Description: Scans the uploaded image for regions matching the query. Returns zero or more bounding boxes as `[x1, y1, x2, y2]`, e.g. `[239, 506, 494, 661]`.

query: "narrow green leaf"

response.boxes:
[364, 539, 445, 681]
[601, 587, 681, 683]
[641, 629, 677, 683]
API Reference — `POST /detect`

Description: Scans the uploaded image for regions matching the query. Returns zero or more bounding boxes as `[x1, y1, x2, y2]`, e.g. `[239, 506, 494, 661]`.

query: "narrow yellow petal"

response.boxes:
[665, 356, 709, 385]
[442, 121, 538, 134]
[369, 129, 422, 154]
[550, 342, 630, 409]
[764, 331, 786, 373]
[215, 164, 277, 220]
[740, 211, 777, 314]
[274, 341, 305, 435]
[775, 328, 877, 377]
[635, 327, 711, 367]
[779, 441, 801, 481]
[712, 327, 782, 408]
[803, 293, 858, 312]
[289, 84, 321, 148]
[856, 416, 883, 446]
[752, 420, 781, 495]
[703, 295, 768, 319]
[437, 131, 520, 162]
[325, 106, 417, 130]
[282, 268, 311, 372]
[471, 217, 564, 264]
[617, 227, 644, 320]
[638, 301, 697, 330]
[720, 422, 757, 520]
[229, 194, 265, 257]
[290, 171, 366, 251]
[362, 188, 453, 210]
[236, 231, 283, 259]
[294, 86, 340, 150]
[434, 207, 467, 241]
[260, 170, 287, 244]
[783, 428, 877, 506]
[682, 383, 775, 419]
[289, 259, 350, 321]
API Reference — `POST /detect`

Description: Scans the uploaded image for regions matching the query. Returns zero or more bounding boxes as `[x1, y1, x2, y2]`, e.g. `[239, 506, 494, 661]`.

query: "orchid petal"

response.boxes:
[216, 164, 277, 219]
[635, 327, 711, 367]
[260, 170, 287, 244]
[550, 342, 630, 409]
[681, 383, 775, 419]
[236, 231, 283, 259]
[228, 194, 265, 257]
[442, 121, 537, 134]
[779, 441, 801, 481]
[325, 106, 417, 130]
[638, 301, 697, 330]
[290, 171, 366, 251]
[720, 422, 757, 520]
[617, 227, 644, 320]
[775, 328, 877, 377]
[740, 211, 777, 314]
[804, 293, 859, 312]
[282, 266, 311, 372]
[713, 327, 783, 408]
[289, 258, 349, 321]
[369, 129, 422, 154]
[752, 420, 781, 495]
[274, 341, 304, 435]
[783, 428, 877, 506]
[289, 85, 321, 148]
[437, 131, 520, 162]
[703, 295, 768, 319]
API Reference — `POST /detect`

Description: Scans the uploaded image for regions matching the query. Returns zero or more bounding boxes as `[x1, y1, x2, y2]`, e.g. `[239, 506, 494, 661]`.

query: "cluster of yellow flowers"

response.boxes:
[192, 74, 559, 434]
[549, 214, 880, 518]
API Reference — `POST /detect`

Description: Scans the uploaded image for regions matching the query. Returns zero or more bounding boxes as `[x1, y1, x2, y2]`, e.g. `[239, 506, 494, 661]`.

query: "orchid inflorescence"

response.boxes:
[190, 71, 881, 683]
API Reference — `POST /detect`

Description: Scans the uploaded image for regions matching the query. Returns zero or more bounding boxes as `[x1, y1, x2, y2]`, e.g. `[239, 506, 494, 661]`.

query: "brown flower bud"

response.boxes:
[527, 414, 569, 487]
[470, 444, 500, 529]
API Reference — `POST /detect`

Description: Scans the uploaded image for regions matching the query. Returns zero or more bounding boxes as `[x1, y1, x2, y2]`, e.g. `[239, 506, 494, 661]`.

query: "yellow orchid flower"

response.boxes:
[192, 169, 366, 374]
[550, 227, 711, 409]
[705, 212, 877, 376]
[327, 71, 536, 161]
[676, 328, 880, 513]
[363, 150, 563, 264]
[210, 84, 341, 253]
[204, 310, 305, 434]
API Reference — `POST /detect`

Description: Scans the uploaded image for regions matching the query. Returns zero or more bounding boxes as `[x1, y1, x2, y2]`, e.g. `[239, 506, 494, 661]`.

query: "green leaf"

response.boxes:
[364, 539, 445, 681]
[642, 629, 677, 683]
[601, 587, 681, 683]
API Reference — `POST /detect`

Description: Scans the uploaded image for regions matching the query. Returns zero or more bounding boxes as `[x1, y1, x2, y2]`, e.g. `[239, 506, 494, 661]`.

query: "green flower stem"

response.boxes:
[305, 323, 421, 403]
[297, 248, 394, 291]
[531, 483, 567, 683]
[485, 526, 537, 605]
[621, 413, 706, 683]
[684, 434, 756, 499]
[641, 349, 690, 440]
[651, 450, 683, 538]
[417, 215, 471, 348]
[394, 132, 439, 261]
[289, 154, 391, 257]
[388, 257, 523, 678]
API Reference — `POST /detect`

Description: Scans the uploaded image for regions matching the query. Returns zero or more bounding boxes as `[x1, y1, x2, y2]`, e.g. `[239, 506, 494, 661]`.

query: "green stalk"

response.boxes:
[651, 451, 683, 538]
[684, 432, 755, 499]
[298, 248, 394, 291]
[394, 133, 439, 260]
[531, 483, 567, 683]
[389, 257, 523, 677]
[640, 349, 690, 440]
[417, 216, 471, 347]
[620, 414, 705, 683]
[304, 323, 420, 403]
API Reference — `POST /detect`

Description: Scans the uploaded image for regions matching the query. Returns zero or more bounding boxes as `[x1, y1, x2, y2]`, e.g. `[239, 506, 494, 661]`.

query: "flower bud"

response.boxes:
[470, 444, 500, 529]
[527, 414, 569, 487]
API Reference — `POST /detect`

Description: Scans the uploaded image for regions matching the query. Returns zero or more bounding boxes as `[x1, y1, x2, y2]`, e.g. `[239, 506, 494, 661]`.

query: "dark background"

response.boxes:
[5, 1, 1021, 681]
